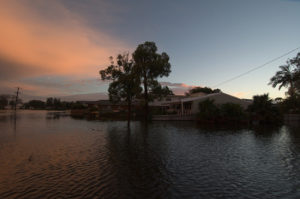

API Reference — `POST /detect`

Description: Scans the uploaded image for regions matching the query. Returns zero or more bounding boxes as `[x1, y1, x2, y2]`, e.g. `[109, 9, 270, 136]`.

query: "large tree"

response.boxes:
[100, 53, 142, 126]
[269, 62, 298, 98]
[290, 52, 300, 94]
[132, 41, 171, 120]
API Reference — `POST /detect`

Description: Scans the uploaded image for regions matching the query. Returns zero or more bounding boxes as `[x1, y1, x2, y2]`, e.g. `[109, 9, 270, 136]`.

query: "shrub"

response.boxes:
[198, 99, 219, 120]
[220, 103, 245, 121]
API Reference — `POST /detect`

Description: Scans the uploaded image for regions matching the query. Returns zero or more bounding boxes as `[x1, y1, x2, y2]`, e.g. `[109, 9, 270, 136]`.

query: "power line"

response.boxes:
[212, 46, 300, 88]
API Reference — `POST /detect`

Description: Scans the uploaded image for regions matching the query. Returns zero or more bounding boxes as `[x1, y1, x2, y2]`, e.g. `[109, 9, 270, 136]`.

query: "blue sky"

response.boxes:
[0, 0, 299, 100]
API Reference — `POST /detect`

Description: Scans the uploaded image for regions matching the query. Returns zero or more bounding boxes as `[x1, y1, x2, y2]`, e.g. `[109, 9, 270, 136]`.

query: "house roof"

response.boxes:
[165, 92, 251, 105]
[181, 93, 221, 102]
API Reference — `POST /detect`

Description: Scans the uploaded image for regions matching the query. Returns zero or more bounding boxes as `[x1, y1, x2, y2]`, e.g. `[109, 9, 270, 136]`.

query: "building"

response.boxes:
[152, 92, 251, 116]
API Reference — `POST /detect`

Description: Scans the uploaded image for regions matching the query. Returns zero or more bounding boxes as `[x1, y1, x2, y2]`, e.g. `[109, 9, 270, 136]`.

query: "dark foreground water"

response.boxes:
[0, 111, 299, 199]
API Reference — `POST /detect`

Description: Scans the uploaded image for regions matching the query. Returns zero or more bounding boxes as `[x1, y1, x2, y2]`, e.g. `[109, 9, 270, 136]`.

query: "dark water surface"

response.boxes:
[0, 111, 299, 199]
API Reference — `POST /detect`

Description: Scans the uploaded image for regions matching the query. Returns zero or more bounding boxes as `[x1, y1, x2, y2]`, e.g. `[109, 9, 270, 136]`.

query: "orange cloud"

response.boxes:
[0, 0, 130, 78]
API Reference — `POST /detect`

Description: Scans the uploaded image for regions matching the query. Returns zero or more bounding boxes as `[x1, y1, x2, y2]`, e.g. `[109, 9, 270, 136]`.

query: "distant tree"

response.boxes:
[71, 102, 85, 110]
[53, 98, 61, 109]
[46, 98, 54, 107]
[133, 41, 171, 120]
[27, 100, 46, 109]
[186, 87, 221, 96]
[100, 53, 142, 125]
[0, 95, 9, 109]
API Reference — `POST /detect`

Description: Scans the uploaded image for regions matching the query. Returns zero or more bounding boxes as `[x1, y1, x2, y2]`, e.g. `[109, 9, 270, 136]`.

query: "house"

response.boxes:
[149, 95, 186, 114]
[155, 92, 251, 116]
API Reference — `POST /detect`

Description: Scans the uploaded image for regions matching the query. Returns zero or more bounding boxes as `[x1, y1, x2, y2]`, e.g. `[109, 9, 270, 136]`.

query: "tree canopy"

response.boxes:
[269, 53, 300, 97]
[132, 41, 171, 119]
[186, 87, 221, 96]
[148, 80, 173, 100]
[100, 53, 142, 124]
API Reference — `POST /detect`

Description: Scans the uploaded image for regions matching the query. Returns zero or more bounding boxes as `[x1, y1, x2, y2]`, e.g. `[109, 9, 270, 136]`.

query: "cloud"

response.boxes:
[0, 0, 131, 97]
[160, 81, 198, 95]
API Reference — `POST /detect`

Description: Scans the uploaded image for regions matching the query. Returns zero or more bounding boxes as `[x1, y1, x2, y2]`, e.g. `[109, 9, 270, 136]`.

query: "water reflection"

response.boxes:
[0, 111, 299, 198]
[102, 124, 171, 198]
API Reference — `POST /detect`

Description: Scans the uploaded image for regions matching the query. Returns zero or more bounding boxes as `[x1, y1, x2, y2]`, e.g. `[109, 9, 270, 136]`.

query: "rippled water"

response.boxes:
[0, 110, 299, 198]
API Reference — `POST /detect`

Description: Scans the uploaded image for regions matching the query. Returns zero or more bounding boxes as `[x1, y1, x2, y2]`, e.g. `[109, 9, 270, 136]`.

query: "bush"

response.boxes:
[198, 99, 248, 123]
[247, 94, 282, 124]
[198, 99, 219, 120]
[220, 103, 245, 121]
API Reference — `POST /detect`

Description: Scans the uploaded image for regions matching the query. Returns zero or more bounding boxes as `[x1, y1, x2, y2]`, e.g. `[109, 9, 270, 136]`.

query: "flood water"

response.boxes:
[0, 110, 299, 198]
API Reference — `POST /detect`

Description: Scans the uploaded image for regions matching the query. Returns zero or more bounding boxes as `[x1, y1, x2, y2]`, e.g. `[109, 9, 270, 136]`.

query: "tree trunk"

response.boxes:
[127, 99, 131, 127]
[143, 76, 149, 121]
[290, 81, 295, 98]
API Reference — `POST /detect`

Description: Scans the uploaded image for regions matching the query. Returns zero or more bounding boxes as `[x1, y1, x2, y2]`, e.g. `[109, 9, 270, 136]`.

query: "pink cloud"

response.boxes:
[0, 0, 131, 79]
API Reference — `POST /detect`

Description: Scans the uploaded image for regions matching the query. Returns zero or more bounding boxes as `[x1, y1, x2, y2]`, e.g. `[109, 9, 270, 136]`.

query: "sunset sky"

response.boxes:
[0, 0, 300, 101]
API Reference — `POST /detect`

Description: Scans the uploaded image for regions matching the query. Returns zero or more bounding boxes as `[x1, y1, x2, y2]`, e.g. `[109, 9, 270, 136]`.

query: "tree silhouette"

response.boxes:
[133, 42, 171, 120]
[290, 52, 300, 94]
[269, 52, 300, 97]
[100, 53, 142, 125]
[148, 80, 173, 101]
[269, 64, 297, 98]
[186, 87, 220, 96]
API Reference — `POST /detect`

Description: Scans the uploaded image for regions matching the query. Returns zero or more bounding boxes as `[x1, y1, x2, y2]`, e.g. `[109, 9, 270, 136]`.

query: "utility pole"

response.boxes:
[15, 87, 20, 111]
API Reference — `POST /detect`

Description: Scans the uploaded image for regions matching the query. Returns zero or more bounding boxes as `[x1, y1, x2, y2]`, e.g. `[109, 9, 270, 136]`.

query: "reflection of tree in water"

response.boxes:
[9, 111, 18, 137]
[103, 123, 171, 198]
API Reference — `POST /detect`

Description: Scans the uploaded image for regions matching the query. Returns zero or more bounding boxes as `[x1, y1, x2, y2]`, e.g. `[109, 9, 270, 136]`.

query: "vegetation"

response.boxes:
[269, 64, 297, 98]
[186, 87, 220, 96]
[100, 53, 142, 125]
[148, 80, 174, 100]
[99, 41, 172, 122]
[220, 103, 245, 122]
[0, 95, 9, 109]
[289, 52, 300, 94]
[22, 98, 76, 110]
[269, 52, 300, 112]
[198, 99, 219, 121]
[197, 94, 281, 124]
[24, 100, 46, 109]
[247, 94, 281, 124]
[198, 99, 246, 123]
[133, 41, 171, 120]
